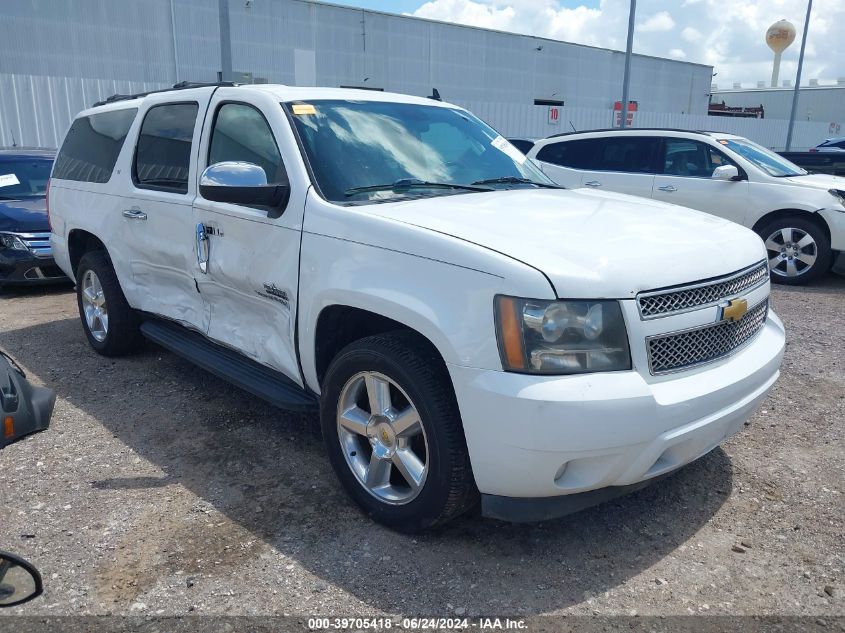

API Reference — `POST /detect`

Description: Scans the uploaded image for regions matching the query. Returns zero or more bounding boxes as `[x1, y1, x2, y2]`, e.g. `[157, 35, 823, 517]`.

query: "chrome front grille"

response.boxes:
[647, 299, 769, 375]
[638, 261, 768, 319]
[18, 232, 52, 257]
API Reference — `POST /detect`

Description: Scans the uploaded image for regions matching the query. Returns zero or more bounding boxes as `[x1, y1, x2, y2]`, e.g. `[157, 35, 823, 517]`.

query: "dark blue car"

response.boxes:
[0, 149, 68, 286]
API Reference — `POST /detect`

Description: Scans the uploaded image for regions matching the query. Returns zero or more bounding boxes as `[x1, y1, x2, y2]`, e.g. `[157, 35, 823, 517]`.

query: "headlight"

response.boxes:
[495, 296, 631, 375]
[829, 189, 845, 208]
[0, 233, 29, 251]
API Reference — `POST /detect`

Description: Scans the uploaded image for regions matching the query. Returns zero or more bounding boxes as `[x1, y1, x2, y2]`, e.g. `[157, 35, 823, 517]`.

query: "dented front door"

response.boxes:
[192, 90, 306, 386]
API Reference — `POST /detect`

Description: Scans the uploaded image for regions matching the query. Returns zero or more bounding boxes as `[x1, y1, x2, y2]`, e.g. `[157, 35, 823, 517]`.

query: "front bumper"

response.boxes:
[0, 249, 68, 286]
[449, 311, 785, 516]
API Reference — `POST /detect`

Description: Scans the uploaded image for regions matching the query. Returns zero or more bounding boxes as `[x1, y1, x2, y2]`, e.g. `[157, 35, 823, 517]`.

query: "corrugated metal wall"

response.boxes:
[0, 0, 713, 111]
[0, 73, 168, 148]
[0, 72, 830, 151]
[0, 0, 830, 150]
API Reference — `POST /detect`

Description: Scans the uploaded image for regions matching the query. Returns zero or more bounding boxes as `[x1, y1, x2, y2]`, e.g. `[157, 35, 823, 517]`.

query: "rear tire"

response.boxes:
[320, 331, 478, 532]
[758, 216, 831, 285]
[76, 250, 143, 356]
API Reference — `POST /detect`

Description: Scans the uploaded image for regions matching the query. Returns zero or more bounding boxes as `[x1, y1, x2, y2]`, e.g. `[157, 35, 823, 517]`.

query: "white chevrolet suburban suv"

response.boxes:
[528, 129, 845, 284]
[49, 83, 785, 531]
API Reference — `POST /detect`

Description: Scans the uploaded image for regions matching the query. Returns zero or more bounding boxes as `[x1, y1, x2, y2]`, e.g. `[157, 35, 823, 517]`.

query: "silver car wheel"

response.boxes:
[81, 269, 109, 342]
[765, 227, 818, 278]
[336, 371, 429, 505]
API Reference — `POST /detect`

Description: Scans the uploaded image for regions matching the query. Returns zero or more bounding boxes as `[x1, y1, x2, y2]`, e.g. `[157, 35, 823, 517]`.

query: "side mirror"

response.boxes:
[200, 162, 290, 214]
[712, 164, 740, 181]
[0, 552, 42, 608]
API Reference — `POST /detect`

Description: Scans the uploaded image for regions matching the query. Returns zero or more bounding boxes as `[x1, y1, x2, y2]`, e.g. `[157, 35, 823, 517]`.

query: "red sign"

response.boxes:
[548, 106, 560, 125]
[613, 101, 638, 127]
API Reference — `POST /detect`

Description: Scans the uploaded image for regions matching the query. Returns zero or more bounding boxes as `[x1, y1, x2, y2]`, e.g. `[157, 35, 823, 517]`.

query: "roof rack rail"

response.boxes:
[92, 81, 236, 108]
[546, 127, 712, 139]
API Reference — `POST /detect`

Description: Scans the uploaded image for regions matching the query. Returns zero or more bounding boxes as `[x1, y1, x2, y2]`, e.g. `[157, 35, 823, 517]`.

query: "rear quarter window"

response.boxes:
[536, 139, 598, 169]
[52, 108, 137, 183]
[133, 102, 198, 194]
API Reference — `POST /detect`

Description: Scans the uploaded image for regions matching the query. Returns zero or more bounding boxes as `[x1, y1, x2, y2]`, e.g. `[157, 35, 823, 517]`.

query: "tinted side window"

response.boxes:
[536, 139, 598, 169]
[662, 138, 737, 177]
[134, 103, 198, 193]
[594, 137, 659, 173]
[508, 139, 535, 154]
[209, 103, 286, 184]
[53, 109, 137, 183]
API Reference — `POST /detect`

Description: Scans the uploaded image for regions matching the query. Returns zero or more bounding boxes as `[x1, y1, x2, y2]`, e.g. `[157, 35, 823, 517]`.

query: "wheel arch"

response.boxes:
[751, 208, 831, 243]
[67, 229, 109, 277]
[309, 303, 453, 393]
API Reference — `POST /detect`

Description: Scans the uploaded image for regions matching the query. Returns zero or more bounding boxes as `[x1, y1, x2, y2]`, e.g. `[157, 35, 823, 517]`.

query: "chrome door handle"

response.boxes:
[658, 185, 678, 192]
[584, 180, 602, 188]
[195, 223, 209, 274]
[122, 208, 147, 220]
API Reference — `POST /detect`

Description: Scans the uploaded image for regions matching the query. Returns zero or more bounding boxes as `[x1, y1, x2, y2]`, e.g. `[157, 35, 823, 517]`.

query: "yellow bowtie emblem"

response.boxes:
[721, 298, 748, 322]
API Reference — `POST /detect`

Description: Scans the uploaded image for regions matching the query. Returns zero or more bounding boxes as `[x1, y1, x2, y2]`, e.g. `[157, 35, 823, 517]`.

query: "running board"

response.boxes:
[140, 319, 317, 411]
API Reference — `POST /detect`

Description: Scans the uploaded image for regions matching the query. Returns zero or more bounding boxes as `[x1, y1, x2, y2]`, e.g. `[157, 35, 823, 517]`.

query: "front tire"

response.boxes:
[759, 216, 831, 285]
[76, 250, 143, 356]
[320, 332, 478, 531]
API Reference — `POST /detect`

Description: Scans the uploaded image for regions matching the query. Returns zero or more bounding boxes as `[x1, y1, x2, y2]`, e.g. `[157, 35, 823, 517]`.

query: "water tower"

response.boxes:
[766, 20, 796, 87]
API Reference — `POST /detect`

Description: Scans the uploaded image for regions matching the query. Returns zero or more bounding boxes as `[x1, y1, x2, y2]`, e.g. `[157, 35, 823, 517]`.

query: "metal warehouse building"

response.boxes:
[0, 0, 715, 148]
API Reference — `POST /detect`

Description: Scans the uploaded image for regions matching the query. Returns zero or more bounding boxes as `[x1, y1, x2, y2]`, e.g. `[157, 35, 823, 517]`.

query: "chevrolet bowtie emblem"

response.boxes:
[720, 298, 748, 322]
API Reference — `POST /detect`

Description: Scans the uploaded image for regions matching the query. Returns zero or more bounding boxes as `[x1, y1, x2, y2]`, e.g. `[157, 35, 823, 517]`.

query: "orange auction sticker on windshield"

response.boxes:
[292, 104, 316, 115]
[718, 139, 729, 144]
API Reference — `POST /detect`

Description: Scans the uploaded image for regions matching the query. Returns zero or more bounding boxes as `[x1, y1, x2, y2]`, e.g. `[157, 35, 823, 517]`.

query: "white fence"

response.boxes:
[0, 72, 834, 151]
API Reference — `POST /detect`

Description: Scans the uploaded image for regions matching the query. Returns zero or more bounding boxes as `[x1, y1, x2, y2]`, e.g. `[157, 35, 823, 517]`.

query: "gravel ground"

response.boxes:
[0, 275, 843, 620]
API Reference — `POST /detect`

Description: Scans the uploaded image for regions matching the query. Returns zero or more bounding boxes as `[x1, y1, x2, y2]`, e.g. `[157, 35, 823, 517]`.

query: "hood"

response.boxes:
[782, 173, 845, 190]
[0, 197, 48, 233]
[367, 188, 765, 298]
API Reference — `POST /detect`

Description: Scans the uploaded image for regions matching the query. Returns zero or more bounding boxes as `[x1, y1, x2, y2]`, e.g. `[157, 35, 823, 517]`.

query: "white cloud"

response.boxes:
[681, 26, 703, 42]
[409, 0, 845, 87]
[413, 0, 515, 30]
[638, 11, 675, 33]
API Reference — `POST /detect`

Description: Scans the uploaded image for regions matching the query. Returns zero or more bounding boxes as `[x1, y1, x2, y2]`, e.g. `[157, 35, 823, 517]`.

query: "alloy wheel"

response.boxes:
[765, 227, 817, 278]
[81, 269, 109, 342]
[336, 371, 429, 505]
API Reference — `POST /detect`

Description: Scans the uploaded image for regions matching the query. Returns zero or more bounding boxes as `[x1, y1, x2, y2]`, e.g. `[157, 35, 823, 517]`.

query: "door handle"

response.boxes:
[195, 222, 209, 274]
[658, 185, 678, 193]
[584, 180, 602, 188]
[122, 208, 147, 220]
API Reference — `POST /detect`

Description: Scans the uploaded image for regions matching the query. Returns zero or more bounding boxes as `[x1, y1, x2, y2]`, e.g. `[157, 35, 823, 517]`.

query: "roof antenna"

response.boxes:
[428, 88, 442, 101]
[569, 121, 576, 132]
[11, 133, 17, 148]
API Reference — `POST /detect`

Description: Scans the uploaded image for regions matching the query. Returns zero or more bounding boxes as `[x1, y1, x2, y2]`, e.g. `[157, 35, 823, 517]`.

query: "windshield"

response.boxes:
[0, 158, 53, 199]
[285, 100, 555, 204]
[720, 138, 807, 177]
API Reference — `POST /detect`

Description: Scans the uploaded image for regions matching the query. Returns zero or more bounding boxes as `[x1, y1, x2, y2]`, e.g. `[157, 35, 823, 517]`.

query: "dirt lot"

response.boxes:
[0, 276, 843, 620]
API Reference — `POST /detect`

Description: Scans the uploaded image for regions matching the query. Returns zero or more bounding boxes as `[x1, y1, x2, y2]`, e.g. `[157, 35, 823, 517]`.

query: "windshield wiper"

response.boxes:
[471, 176, 563, 189]
[345, 178, 492, 197]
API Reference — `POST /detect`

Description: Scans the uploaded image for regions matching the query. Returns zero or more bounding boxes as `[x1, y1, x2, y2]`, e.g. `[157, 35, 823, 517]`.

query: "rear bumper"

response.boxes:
[0, 250, 68, 286]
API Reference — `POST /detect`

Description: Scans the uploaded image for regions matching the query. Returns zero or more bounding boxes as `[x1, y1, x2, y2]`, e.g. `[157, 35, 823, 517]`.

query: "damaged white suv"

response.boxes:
[49, 83, 785, 531]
